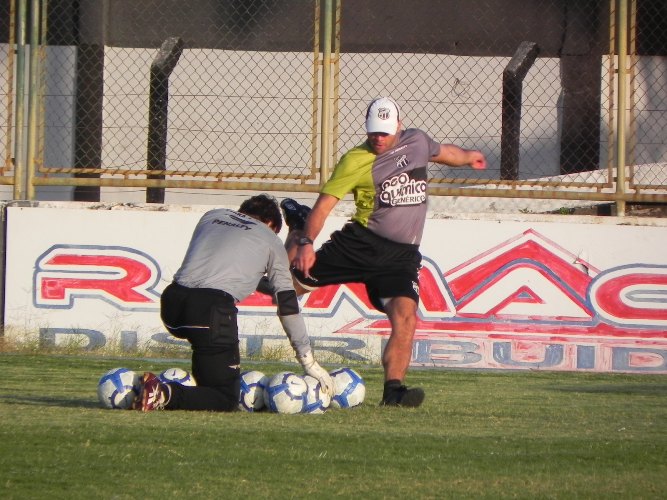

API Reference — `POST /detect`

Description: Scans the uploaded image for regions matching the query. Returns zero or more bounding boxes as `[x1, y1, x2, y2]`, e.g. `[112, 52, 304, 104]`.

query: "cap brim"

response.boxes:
[365, 120, 398, 135]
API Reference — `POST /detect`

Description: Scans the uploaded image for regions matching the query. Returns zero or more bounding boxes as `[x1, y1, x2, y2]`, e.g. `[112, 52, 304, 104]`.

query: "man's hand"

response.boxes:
[433, 145, 487, 170]
[288, 193, 339, 279]
[298, 351, 334, 397]
[468, 150, 487, 170]
[292, 244, 317, 278]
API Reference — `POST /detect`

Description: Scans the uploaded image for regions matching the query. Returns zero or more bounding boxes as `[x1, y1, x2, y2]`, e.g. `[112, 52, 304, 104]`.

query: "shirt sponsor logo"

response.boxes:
[212, 215, 255, 230]
[379, 172, 427, 206]
[389, 145, 408, 155]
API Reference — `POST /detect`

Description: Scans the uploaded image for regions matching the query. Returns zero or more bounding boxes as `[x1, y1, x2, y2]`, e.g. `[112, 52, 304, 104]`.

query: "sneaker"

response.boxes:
[138, 372, 170, 412]
[280, 198, 311, 232]
[380, 386, 425, 408]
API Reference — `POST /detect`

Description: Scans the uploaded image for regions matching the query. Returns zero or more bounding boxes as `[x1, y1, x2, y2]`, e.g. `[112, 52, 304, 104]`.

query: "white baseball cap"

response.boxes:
[365, 97, 400, 135]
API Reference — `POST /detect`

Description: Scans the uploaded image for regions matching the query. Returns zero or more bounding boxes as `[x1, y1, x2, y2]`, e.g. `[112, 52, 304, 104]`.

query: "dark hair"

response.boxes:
[238, 194, 283, 232]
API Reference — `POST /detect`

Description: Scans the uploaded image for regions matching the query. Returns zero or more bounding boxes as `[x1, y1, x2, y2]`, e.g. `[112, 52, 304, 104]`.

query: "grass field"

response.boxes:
[0, 353, 666, 499]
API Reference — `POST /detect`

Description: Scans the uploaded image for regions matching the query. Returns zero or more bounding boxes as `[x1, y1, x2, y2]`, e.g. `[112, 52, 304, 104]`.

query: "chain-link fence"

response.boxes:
[1, 0, 14, 179]
[627, 0, 667, 192]
[1, 0, 666, 212]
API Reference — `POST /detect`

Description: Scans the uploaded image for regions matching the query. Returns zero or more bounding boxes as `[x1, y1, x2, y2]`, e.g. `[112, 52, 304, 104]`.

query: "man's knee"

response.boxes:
[192, 353, 240, 385]
[292, 279, 309, 296]
[385, 296, 418, 330]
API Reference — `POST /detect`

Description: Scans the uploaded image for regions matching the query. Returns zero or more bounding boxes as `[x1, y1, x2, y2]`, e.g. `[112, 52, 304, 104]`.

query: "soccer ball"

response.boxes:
[263, 371, 308, 414]
[238, 370, 269, 412]
[302, 375, 331, 414]
[97, 367, 141, 410]
[158, 367, 196, 386]
[330, 367, 366, 409]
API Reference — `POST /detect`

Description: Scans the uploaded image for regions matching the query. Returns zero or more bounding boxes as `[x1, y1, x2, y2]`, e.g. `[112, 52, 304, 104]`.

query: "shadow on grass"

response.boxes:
[549, 384, 667, 396]
[0, 394, 100, 408]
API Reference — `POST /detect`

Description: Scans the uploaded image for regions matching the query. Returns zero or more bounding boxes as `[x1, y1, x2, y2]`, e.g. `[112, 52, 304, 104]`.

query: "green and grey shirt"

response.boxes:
[322, 128, 440, 245]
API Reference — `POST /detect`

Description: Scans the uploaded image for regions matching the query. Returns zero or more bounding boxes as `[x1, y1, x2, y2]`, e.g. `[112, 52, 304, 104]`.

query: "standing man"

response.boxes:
[136, 194, 333, 412]
[283, 97, 486, 407]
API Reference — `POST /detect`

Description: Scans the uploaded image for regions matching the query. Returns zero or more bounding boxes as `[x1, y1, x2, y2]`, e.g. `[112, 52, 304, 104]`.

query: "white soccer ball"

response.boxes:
[238, 370, 269, 412]
[158, 367, 196, 386]
[263, 371, 308, 414]
[302, 375, 331, 414]
[330, 367, 366, 409]
[97, 367, 141, 410]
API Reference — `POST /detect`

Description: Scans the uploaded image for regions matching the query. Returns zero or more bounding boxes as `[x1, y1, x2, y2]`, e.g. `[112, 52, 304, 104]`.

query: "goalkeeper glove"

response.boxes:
[298, 351, 334, 397]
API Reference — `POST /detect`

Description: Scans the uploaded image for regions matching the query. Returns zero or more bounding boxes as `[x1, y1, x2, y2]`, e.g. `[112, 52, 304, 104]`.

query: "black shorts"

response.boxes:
[160, 282, 239, 362]
[293, 222, 422, 312]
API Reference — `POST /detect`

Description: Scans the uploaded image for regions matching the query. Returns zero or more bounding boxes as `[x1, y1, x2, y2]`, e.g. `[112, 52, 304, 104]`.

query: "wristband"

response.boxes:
[297, 236, 314, 246]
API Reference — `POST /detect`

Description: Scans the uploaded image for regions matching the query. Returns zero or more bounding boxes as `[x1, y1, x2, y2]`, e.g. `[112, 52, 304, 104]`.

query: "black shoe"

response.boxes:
[380, 386, 425, 408]
[280, 198, 311, 232]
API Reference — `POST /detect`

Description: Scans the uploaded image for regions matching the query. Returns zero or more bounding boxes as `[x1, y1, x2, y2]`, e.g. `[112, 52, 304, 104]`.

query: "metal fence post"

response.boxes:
[146, 37, 184, 204]
[615, 0, 628, 216]
[25, 0, 43, 201]
[500, 41, 539, 181]
[319, 0, 333, 184]
[13, 0, 27, 200]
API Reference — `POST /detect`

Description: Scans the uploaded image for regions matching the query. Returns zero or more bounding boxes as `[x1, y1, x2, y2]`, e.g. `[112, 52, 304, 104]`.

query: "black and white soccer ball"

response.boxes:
[329, 367, 366, 409]
[97, 367, 141, 410]
[302, 375, 331, 414]
[158, 367, 196, 386]
[238, 370, 269, 412]
[263, 371, 308, 414]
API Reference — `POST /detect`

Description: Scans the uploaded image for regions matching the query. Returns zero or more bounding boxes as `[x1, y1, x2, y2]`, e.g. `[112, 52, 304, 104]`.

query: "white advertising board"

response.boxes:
[4, 204, 667, 373]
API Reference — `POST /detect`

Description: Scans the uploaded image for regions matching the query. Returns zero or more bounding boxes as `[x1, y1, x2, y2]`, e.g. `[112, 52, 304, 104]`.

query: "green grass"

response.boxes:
[1, 354, 666, 499]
